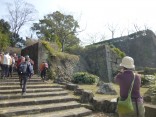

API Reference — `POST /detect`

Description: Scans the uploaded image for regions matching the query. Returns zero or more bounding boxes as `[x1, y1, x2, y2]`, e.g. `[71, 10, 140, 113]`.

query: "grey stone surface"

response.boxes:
[80, 90, 94, 103]
[96, 82, 117, 95]
[0, 73, 93, 117]
[66, 83, 78, 90]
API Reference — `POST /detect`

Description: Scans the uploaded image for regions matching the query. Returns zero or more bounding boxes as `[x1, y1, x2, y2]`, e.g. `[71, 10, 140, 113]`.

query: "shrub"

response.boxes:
[111, 47, 125, 58]
[72, 72, 99, 84]
[141, 75, 150, 86]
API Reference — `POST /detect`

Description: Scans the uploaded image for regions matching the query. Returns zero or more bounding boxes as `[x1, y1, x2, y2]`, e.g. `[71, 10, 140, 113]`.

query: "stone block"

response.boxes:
[74, 88, 84, 95]
[80, 90, 94, 103]
[66, 83, 78, 90]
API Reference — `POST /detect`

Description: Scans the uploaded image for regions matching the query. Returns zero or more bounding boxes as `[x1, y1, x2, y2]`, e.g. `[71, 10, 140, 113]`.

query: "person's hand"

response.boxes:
[120, 68, 124, 72]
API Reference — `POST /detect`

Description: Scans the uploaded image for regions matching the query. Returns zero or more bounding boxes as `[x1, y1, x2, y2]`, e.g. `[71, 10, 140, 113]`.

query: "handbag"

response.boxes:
[117, 73, 135, 114]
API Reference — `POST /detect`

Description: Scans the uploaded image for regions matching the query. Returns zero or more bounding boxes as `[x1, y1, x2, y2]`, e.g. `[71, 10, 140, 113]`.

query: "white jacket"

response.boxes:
[3, 54, 11, 65]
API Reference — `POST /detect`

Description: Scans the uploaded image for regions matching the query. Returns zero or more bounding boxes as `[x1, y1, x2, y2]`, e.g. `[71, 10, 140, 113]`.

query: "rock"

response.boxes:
[151, 95, 156, 105]
[96, 82, 117, 95]
[80, 90, 94, 103]
[74, 88, 84, 95]
[144, 96, 152, 102]
[66, 83, 78, 90]
[91, 98, 117, 113]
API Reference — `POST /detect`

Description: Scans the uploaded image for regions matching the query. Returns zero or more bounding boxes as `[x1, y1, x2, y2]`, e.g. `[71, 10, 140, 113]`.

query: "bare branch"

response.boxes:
[107, 23, 118, 39]
[6, 0, 37, 35]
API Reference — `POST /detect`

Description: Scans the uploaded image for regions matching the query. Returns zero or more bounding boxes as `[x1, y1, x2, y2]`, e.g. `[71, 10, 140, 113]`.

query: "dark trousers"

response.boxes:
[9, 65, 13, 77]
[41, 68, 47, 80]
[20, 75, 29, 93]
[2, 64, 9, 78]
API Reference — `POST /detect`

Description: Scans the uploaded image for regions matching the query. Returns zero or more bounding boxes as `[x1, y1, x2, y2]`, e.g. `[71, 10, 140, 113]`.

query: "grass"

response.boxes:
[78, 83, 149, 100]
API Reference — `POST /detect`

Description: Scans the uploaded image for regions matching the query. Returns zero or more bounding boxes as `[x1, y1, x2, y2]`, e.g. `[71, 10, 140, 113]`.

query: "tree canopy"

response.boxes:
[0, 19, 11, 51]
[32, 11, 80, 51]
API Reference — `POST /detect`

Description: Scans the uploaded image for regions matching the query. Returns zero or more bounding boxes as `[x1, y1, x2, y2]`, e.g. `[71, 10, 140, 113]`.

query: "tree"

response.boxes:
[6, 0, 37, 46]
[0, 32, 10, 51]
[0, 19, 11, 34]
[0, 19, 11, 51]
[32, 11, 80, 52]
[107, 23, 118, 39]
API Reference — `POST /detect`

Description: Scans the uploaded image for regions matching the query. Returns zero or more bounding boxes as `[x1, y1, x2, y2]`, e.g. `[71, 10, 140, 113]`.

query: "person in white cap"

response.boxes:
[115, 56, 145, 117]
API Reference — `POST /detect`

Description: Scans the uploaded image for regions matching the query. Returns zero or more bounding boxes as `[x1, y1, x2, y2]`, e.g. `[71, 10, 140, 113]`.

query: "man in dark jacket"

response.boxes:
[19, 57, 34, 96]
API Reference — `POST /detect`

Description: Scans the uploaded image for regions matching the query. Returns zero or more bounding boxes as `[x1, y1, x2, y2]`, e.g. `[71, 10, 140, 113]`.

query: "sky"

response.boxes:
[0, 0, 156, 45]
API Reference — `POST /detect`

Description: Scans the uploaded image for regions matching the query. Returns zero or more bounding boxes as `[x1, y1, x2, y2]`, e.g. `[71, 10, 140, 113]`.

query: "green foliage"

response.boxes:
[41, 40, 57, 56]
[141, 75, 150, 86]
[0, 32, 10, 51]
[144, 67, 156, 75]
[0, 19, 10, 33]
[65, 45, 84, 55]
[41, 40, 79, 62]
[0, 19, 11, 51]
[72, 72, 99, 84]
[112, 47, 125, 58]
[47, 68, 56, 80]
[32, 11, 80, 51]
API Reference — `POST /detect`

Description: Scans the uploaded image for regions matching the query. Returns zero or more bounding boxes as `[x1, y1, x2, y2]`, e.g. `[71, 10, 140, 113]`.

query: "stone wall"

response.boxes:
[82, 45, 120, 82]
[21, 43, 39, 73]
[94, 30, 156, 69]
[21, 42, 120, 82]
[21, 42, 79, 82]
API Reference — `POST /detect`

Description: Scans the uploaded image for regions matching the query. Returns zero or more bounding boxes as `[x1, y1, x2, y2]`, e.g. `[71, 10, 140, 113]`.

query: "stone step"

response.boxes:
[1, 74, 39, 78]
[0, 78, 43, 82]
[144, 103, 156, 117]
[0, 87, 64, 94]
[0, 73, 93, 117]
[0, 91, 68, 100]
[8, 76, 41, 79]
[0, 101, 81, 116]
[0, 95, 76, 107]
[14, 107, 92, 117]
[0, 85, 62, 90]
[0, 81, 46, 85]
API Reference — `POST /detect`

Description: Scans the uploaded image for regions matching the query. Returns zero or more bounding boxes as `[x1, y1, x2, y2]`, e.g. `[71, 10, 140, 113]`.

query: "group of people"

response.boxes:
[1, 51, 144, 116]
[0, 52, 17, 78]
[0, 51, 49, 96]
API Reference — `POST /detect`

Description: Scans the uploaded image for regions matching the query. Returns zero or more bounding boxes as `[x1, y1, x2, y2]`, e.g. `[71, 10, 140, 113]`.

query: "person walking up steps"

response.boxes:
[18, 56, 34, 96]
[39, 61, 48, 81]
[0, 52, 4, 78]
[2, 52, 11, 79]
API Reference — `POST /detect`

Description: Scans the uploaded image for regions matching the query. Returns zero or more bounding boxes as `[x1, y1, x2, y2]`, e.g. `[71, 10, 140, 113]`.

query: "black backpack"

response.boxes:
[19, 62, 28, 74]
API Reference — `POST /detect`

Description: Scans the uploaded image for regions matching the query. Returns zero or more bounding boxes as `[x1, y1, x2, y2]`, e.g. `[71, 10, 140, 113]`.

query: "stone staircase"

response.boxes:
[0, 73, 92, 117]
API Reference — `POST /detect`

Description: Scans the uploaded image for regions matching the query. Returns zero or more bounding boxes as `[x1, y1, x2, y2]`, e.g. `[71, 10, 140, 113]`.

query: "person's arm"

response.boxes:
[114, 71, 123, 84]
[28, 63, 34, 78]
